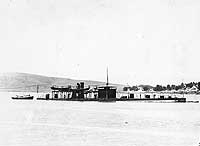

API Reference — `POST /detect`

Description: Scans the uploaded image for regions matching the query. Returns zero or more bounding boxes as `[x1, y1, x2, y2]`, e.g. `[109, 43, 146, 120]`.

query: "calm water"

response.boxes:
[0, 92, 200, 146]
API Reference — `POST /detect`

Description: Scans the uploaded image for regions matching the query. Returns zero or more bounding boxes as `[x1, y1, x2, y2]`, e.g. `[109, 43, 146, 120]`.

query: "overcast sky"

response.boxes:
[0, 0, 200, 85]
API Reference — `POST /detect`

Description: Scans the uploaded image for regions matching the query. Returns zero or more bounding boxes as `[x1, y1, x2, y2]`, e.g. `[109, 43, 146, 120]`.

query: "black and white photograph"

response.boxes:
[0, 0, 200, 146]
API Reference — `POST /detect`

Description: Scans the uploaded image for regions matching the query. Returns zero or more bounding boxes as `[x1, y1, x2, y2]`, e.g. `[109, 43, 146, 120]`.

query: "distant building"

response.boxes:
[137, 86, 144, 92]
[189, 85, 198, 93]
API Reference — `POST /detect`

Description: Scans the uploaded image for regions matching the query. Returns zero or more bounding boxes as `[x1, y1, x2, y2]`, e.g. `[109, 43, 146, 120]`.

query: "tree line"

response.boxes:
[123, 82, 200, 91]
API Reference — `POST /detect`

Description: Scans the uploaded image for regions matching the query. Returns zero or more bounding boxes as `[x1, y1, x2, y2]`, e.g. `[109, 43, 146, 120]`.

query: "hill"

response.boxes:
[0, 72, 124, 92]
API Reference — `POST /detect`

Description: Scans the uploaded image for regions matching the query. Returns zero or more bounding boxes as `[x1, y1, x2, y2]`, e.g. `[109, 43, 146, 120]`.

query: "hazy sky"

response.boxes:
[0, 0, 200, 85]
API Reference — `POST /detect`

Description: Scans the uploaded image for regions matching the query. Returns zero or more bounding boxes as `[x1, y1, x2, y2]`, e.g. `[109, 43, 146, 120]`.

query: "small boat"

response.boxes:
[12, 94, 34, 100]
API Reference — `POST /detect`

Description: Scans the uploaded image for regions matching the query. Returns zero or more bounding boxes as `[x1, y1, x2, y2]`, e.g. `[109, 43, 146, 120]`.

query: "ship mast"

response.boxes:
[106, 67, 109, 100]
[106, 67, 109, 86]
